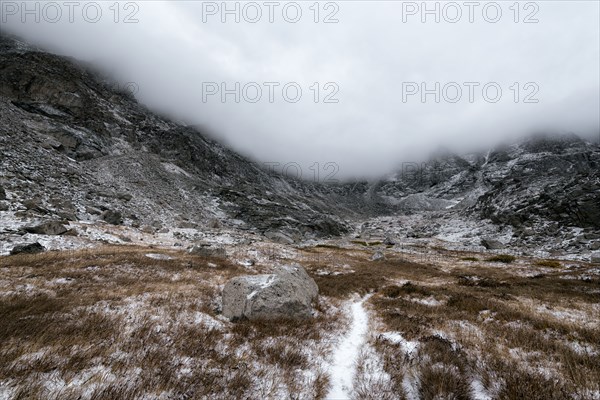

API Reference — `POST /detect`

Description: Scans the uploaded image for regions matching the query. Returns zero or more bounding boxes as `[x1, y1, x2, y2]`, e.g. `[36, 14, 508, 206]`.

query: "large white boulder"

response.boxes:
[222, 264, 318, 321]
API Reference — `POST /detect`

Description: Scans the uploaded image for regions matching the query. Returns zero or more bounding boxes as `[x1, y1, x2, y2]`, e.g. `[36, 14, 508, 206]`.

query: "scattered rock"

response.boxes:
[481, 238, 505, 250]
[22, 199, 47, 213]
[56, 211, 77, 221]
[222, 264, 318, 321]
[383, 236, 396, 246]
[521, 228, 535, 236]
[117, 193, 133, 202]
[86, 206, 102, 215]
[10, 242, 45, 255]
[24, 221, 68, 235]
[265, 231, 294, 245]
[140, 225, 155, 234]
[371, 250, 385, 261]
[101, 210, 123, 225]
[189, 244, 226, 258]
[208, 218, 221, 229]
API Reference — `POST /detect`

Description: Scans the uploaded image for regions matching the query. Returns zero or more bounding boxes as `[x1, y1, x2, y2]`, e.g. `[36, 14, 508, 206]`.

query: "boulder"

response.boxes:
[222, 264, 318, 321]
[189, 244, 226, 258]
[481, 238, 505, 250]
[11, 242, 45, 255]
[371, 250, 385, 261]
[101, 210, 123, 225]
[265, 231, 294, 245]
[24, 221, 68, 235]
[383, 236, 396, 246]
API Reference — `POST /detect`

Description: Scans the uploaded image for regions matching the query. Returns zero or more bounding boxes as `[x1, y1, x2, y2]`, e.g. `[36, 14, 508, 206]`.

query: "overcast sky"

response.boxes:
[3, 1, 599, 179]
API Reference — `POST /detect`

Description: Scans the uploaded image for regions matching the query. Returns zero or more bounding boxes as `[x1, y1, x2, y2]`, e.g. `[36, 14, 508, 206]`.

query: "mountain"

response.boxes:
[1, 34, 598, 257]
[0, 34, 372, 240]
[370, 133, 600, 254]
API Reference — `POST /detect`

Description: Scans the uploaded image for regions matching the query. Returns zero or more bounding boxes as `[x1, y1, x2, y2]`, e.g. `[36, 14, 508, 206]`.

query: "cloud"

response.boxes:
[3, 0, 599, 179]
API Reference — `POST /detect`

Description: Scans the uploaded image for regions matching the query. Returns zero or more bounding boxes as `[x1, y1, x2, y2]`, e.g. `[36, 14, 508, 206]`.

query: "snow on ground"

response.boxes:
[326, 295, 371, 399]
[378, 332, 419, 357]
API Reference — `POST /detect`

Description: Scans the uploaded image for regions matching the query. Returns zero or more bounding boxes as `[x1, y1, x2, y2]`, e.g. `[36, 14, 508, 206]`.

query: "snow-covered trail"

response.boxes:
[326, 296, 371, 400]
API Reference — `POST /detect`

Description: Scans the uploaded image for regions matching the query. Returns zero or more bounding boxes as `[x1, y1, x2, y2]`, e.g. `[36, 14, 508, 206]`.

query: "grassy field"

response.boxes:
[0, 243, 598, 399]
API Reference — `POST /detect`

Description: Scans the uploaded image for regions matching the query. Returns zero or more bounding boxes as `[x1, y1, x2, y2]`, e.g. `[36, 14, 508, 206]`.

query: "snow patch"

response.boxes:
[326, 295, 371, 399]
[378, 332, 419, 356]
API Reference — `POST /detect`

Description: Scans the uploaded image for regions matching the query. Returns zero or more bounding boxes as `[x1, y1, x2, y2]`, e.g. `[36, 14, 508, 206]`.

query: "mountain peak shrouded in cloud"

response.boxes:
[3, 0, 598, 178]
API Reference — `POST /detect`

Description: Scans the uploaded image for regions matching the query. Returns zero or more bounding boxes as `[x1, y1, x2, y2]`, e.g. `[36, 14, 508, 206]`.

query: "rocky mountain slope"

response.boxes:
[369, 134, 600, 255]
[1, 34, 598, 259]
[0, 34, 371, 240]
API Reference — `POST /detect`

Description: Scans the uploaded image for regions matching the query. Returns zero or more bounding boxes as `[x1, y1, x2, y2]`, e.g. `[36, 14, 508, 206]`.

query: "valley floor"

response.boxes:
[0, 239, 599, 399]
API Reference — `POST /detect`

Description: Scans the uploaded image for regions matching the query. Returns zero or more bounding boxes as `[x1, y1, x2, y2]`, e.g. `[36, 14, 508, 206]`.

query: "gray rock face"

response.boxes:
[222, 264, 318, 321]
[10, 242, 45, 255]
[24, 221, 67, 235]
[101, 210, 123, 225]
[481, 238, 505, 250]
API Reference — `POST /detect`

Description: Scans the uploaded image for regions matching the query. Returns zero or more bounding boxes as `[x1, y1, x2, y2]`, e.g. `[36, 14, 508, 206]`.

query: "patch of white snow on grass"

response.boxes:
[145, 253, 173, 260]
[471, 378, 492, 400]
[326, 295, 371, 400]
[378, 332, 420, 356]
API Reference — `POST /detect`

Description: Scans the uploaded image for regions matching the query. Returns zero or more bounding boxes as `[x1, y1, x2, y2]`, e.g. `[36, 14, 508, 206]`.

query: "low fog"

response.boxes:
[2, 1, 599, 179]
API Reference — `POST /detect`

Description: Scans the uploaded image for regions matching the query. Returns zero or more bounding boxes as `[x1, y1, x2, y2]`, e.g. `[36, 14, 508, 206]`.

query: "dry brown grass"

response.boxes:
[298, 243, 599, 399]
[0, 245, 345, 399]
[2, 242, 599, 399]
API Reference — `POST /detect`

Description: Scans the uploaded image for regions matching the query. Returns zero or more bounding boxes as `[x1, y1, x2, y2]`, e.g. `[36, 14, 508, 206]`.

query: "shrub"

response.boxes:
[486, 255, 516, 264]
[535, 260, 561, 268]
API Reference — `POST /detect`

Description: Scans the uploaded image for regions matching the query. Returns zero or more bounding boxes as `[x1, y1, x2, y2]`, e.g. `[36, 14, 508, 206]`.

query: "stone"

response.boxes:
[589, 241, 600, 251]
[222, 264, 318, 321]
[265, 231, 294, 245]
[189, 244, 226, 258]
[24, 221, 68, 235]
[591, 252, 600, 264]
[383, 236, 396, 246]
[371, 250, 385, 261]
[10, 242, 45, 255]
[0, 185, 5, 200]
[481, 238, 505, 250]
[101, 210, 123, 225]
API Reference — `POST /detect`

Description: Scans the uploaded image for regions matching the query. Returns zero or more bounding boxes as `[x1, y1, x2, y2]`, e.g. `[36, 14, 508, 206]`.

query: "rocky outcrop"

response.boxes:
[10, 242, 45, 255]
[189, 244, 226, 258]
[481, 238, 505, 250]
[24, 221, 68, 235]
[222, 264, 318, 321]
[101, 210, 123, 225]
